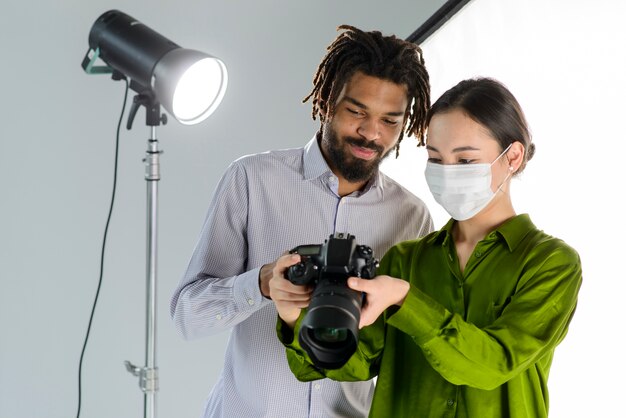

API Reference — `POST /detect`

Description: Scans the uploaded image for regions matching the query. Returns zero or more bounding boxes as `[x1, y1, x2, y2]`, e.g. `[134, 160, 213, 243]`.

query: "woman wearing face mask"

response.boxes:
[276, 77, 582, 418]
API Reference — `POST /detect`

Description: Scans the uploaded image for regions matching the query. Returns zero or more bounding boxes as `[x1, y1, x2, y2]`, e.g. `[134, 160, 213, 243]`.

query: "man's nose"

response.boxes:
[356, 118, 381, 142]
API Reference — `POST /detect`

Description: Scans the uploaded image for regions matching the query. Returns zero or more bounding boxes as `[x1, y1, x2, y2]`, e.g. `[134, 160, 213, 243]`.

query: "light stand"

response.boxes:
[123, 92, 166, 418]
[81, 10, 228, 418]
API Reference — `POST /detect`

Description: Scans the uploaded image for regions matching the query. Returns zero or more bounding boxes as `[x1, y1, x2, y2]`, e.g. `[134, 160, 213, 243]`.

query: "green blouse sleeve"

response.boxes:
[386, 243, 582, 390]
[277, 308, 386, 382]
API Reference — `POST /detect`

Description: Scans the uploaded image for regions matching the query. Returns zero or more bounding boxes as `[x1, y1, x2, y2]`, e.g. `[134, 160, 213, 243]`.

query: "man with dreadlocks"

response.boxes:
[170, 25, 432, 417]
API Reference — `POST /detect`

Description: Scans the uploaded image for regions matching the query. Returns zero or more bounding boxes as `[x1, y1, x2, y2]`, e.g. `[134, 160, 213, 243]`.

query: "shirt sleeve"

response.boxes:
[170, 160, 272, 339]
[385, 243, 583, 390]
[419, 211, 435, 238]
[277, 311, 386, 383]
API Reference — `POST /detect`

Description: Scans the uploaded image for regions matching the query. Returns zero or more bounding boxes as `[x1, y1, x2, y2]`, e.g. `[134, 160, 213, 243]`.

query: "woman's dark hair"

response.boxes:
[427, 77, 535, 173]
[304, 25, 430, 157]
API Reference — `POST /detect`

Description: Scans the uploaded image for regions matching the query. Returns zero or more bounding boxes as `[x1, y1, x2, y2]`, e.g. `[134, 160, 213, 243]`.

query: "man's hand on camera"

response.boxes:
[348, 275, 410, 328]
[260, 253, 312, 328]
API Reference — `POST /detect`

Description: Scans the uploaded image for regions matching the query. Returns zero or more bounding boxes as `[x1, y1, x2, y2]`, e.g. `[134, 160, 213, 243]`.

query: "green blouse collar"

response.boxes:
[431, 214, 536, 252]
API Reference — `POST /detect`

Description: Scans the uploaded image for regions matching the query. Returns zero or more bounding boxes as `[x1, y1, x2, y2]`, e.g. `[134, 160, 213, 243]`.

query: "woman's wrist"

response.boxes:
[394, 280, 410, 306]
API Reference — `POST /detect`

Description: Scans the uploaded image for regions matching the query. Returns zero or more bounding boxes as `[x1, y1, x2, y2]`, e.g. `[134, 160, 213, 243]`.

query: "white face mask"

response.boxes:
[424, 145, 512, 221]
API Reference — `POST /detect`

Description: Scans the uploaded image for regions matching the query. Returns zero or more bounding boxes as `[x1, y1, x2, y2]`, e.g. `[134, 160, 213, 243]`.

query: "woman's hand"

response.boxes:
[348, 275, 410, 328]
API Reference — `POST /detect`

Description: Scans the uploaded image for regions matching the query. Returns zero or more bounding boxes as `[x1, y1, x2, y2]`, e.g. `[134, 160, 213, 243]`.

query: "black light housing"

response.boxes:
[82, 9, 228, 125]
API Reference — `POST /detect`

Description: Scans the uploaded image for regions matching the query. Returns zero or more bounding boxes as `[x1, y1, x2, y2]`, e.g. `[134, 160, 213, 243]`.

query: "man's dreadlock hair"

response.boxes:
[303, 25, 430, 157]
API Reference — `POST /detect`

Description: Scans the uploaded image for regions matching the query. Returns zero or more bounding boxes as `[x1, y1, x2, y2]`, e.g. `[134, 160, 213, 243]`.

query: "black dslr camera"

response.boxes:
[286, 232, 378, 369]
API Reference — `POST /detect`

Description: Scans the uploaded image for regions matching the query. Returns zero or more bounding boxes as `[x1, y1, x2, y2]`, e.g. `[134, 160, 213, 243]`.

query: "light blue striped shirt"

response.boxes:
[170, 136, 433, 418]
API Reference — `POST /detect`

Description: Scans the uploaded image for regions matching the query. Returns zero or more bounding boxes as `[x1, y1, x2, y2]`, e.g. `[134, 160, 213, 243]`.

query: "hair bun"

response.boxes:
[526, 142, 536, 162]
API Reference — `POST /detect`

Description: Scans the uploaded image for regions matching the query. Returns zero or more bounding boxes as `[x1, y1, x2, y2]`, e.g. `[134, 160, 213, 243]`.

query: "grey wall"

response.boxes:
[0, 1, 446, 417]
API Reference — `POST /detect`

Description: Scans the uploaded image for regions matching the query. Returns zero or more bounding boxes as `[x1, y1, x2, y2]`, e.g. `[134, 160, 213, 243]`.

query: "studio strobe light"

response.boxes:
[81, 9, 228, 418]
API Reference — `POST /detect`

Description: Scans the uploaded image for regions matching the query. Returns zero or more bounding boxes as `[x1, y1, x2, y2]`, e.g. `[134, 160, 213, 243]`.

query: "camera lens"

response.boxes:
[298, 280, 362, 369]
[313, 327, 349, 343]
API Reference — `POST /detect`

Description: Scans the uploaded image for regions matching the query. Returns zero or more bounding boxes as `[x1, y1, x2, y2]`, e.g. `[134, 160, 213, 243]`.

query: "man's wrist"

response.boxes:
[259, 264, 272, 299]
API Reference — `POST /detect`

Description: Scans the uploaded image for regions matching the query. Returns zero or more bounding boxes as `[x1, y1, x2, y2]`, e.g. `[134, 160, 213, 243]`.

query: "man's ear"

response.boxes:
[318, 100, 328, 121]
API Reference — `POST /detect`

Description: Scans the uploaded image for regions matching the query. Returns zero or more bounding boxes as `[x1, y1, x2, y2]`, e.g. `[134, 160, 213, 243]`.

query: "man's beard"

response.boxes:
[322, 127, 395, 183]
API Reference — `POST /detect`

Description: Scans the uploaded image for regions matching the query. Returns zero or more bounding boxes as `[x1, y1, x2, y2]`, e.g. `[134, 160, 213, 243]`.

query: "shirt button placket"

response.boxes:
[445, 388, 458, 414]
[309, 382, 324, 418]
[335, 196, 348, 232]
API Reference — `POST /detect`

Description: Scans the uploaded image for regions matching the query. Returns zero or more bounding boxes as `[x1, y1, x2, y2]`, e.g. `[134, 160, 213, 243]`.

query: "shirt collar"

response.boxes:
[303, 135, 330, 180]
[302, 134, 382, 192]
[431, 214, 535, 251]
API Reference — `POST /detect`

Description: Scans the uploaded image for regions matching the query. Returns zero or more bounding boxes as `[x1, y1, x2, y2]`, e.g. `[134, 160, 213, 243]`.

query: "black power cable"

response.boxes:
[76, 77, 129, 418]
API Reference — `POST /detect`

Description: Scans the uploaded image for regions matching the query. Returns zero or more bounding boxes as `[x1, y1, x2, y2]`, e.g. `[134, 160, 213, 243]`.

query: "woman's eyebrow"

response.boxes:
[425, 145, 481, 152]
[452, 146, 481, 152]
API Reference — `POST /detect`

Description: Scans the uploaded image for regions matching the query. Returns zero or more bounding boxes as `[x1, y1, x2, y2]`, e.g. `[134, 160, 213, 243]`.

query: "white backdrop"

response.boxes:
[382, 0, 626, 416]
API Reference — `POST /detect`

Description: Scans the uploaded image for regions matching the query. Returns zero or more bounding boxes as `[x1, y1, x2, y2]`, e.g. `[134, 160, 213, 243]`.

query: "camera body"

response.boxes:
[285, 232, 378, 369]
[286, 232, 377, 285]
